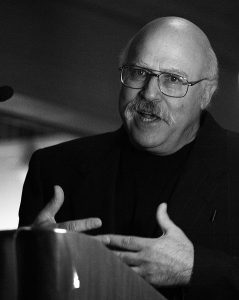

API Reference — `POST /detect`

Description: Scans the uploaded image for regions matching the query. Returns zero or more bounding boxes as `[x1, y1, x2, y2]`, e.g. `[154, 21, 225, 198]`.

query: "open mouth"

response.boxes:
[137, 110, 160, 122]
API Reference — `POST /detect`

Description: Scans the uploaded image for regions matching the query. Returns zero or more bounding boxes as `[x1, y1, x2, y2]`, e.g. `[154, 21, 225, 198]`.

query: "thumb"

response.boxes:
[34, 185, 64, 225]
[47, 185, 64, 217]
[156, 203, 176, 235]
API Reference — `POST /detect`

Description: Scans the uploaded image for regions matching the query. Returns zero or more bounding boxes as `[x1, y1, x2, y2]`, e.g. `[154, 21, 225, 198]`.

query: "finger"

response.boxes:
[156, 202, 176, 234]
[58, 217, 102, 232]
[97, 234, 150, 251]
[38, 185, 64, 219]
[94, 235, 111, 244]
[34, 185, 64, 225]
[50, 185, 64, 216]
[113, 250, 141, 266]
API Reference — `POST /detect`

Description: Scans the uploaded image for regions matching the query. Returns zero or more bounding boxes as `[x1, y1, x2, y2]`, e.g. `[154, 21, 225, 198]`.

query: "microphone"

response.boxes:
[0, 86, 14, 102]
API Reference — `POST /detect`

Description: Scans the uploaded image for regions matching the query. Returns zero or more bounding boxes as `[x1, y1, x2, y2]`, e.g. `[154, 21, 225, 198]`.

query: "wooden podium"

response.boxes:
[0, 228, 166, 300]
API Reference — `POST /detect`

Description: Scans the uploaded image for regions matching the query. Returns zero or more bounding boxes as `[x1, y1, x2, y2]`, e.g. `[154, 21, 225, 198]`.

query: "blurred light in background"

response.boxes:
[0, 134, 77, 230]
[0, 139, 27, 229]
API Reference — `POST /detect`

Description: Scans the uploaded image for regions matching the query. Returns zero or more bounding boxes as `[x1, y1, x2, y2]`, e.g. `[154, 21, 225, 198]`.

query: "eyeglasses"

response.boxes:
[119, 65, 208, 98]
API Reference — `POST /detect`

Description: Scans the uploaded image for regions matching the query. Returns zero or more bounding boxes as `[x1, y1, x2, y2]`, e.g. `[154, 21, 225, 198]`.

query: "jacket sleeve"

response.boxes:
[185, 245, 239, 298]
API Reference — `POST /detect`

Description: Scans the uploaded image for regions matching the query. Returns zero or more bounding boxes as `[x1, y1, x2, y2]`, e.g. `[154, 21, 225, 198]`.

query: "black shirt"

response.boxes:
[115, 138, 194, 237]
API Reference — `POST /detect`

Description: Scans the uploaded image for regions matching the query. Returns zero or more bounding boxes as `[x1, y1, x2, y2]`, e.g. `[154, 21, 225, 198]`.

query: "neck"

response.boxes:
[141, 121, 200, 156]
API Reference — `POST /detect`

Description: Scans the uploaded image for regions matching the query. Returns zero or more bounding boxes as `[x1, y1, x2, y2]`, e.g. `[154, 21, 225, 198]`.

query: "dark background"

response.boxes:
[0, 0, 238, 136]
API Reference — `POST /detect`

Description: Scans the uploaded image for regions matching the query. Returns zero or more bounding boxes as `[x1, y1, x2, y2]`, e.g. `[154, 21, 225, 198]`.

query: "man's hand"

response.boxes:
[33, 185, 102, 232]
[97, 203, 194, 287]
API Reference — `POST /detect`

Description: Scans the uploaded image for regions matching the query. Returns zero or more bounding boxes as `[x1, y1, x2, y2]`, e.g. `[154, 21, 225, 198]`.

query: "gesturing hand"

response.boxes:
[33, 185, 102, 232]
[97, 203, 194, 287]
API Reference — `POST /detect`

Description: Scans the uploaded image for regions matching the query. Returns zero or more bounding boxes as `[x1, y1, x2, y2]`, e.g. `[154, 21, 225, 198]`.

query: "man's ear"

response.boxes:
[200, 80, 217, 110]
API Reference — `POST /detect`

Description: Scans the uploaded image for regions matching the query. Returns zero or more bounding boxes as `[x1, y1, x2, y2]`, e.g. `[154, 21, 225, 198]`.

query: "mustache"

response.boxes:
[124, 97, 175, 125]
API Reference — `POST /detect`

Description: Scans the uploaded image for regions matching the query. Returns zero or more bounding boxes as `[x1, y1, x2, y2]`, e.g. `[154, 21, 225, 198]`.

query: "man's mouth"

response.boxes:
[136, 110, 160, 122]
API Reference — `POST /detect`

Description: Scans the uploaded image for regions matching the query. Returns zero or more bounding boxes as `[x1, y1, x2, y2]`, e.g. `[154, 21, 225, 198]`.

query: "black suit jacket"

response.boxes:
[19, 112, 239, 299]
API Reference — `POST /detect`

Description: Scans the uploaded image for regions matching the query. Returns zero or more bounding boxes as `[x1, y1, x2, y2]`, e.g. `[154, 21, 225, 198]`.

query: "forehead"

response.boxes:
[127, 29, 205, 79]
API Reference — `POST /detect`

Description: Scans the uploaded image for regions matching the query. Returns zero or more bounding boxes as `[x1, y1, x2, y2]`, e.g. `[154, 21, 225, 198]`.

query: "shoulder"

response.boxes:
[207, 116, 239, 167]
[31, 128, 124, 165]
[225, 129, 239, 145]
[224, 129, 239, 165]
[200, 111, 239, 145]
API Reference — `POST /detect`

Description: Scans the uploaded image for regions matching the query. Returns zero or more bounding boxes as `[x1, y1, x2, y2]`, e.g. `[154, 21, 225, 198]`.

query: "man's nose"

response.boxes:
[140, 76, 161, 101]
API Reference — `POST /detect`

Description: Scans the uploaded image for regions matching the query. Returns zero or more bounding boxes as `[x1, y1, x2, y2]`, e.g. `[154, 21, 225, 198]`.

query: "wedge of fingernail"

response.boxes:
[105, 236, 110, 244]
[95, 219, 102, 226]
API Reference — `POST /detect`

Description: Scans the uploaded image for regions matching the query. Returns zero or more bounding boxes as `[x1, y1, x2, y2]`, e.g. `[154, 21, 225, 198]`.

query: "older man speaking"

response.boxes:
[19, 17, 239, 299]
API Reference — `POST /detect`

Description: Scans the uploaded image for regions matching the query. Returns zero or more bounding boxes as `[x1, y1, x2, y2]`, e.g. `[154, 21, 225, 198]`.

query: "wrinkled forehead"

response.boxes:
[126, 26, 206, 79]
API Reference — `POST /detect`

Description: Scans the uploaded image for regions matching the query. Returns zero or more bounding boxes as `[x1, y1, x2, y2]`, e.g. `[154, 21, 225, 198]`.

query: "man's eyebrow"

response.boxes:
[160, 68, 188, 78]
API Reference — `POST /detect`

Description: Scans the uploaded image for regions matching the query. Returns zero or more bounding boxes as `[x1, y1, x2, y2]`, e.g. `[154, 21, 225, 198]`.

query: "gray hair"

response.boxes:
[203, 46, 219, 90]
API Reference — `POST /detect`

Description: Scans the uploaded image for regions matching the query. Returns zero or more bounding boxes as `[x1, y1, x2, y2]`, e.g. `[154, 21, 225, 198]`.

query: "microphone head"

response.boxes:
[0, 86, 14, 102]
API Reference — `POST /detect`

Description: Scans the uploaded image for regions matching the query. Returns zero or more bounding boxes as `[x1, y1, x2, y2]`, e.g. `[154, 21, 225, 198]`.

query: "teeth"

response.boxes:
[139, 111, 153, 117]
[141, 117, 157, 122]
[138, 111, 158, 122]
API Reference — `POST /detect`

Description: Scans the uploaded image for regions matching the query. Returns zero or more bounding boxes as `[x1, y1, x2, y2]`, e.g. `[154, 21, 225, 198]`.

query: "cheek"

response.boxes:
[169, 100, 201, 128]
[164, 101, 185, 125]
[119, 87, 138, 113]
[119, 87, 138, 103]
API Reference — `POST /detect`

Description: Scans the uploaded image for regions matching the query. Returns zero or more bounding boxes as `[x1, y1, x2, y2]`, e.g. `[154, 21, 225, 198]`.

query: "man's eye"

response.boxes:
[170, 76, 179, 82]
[130, 68, 147, 78]
[136, 69, 146, 76]
[168, 75, 180, 83]
[162, 74, 183, 85]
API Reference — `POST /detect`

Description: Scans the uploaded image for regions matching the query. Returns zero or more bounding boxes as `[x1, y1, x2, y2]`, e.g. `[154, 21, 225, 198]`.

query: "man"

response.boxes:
[19, 17, 239, 299]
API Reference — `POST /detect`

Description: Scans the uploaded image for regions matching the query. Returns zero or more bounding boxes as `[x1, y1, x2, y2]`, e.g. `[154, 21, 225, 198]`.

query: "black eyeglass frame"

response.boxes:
[119, 65, 209, 98]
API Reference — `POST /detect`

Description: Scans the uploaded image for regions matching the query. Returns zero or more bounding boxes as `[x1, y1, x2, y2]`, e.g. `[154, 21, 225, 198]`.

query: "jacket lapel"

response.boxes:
[70, 129, 123, 234]
[168, 112, 228, 232]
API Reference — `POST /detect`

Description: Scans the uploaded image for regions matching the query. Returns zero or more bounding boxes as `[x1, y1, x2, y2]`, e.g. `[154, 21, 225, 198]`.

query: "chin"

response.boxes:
[127, 126, 167, 151]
